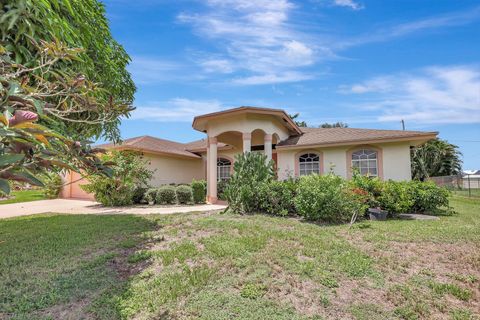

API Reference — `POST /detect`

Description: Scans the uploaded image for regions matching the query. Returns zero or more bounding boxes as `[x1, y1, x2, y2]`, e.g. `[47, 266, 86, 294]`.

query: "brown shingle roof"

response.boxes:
[276, 127, 437, 148]
[98, 136, 202, 159]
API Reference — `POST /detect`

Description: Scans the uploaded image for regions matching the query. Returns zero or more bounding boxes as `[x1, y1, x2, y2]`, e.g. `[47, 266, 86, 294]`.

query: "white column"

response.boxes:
[206, 143, 210, 200]
[207, 137, 218, 203]
[264, 134, 272, 161]
[242, 132, 251, 153]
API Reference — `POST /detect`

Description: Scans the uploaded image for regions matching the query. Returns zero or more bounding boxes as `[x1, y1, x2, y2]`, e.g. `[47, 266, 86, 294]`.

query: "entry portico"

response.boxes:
[192, 106, 302, 203]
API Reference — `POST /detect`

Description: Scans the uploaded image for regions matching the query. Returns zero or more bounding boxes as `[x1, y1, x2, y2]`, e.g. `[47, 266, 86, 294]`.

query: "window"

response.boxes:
[299, 153, 320, 176]
[351, 149, 378, 176]
[217, 158, 231, 181]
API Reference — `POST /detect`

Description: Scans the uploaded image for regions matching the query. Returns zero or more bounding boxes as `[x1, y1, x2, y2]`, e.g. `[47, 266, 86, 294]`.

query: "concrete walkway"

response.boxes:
[0, 199, 227, 219]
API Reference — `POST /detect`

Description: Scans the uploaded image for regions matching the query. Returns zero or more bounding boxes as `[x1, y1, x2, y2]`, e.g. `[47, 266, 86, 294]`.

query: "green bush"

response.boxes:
[258, 179, 297, 216]
[144, 188, 157, 204]
[294, 174, 367, 223]
[408, 180, 450, 213]
[176, 185, 193, 204]
[378, 181, 414, 215]
[156, 186, 177, 205]
[81, 151, 153, 206]
[224, 152, 275, 214]
[84, 180, 136, 206]
[132, 186, 147, 204]
[349, 172, 382, 208]
[191, 179, 206, 203]
[43, 173, 63, 199]
[217, 180, 228, 200]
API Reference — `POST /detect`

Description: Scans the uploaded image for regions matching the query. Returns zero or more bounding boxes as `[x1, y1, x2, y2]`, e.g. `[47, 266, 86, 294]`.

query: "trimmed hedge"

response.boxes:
[156, 186, 176, 205]
[191, 179, 206, 203]
[176, 185, 193, 204]
[145, 188, 157, 204]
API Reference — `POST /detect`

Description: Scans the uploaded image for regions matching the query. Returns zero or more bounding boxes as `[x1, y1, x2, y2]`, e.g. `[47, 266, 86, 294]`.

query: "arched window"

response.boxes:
[351, 149, 378, 176]
[217, 158, 231, 181]
[299, 153, 320, 176]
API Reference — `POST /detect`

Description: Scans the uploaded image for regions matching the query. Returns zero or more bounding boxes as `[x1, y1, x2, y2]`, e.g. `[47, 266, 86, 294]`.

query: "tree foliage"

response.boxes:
[411, 139, 462, 180]
[320, 122, 348, 128]
[0, 0, 135, 141]
[0, 42, 127, 194]
[288, 113, 308, 127]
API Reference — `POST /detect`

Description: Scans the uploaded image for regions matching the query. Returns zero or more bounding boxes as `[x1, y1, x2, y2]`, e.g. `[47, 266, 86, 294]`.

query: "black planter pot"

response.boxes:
[368, 208, 388, 221]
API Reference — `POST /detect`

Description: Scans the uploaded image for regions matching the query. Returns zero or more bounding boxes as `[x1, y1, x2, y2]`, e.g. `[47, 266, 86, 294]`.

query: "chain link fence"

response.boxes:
[428, 174, 480, 198]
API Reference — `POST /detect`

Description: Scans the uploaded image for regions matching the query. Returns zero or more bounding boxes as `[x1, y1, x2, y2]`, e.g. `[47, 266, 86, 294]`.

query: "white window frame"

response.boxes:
[217, 158, 231, 181]
[298, 153, 320, 176]
[351, 149, 378, 176]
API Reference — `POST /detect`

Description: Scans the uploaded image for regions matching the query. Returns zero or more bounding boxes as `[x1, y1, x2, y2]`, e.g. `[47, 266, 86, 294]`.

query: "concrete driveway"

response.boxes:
[0, 199, 227, 219]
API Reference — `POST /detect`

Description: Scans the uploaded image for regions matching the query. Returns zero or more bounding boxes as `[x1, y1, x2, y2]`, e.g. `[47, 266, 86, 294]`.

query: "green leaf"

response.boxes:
[14, 171, 44, 187]
[0, 179, 10, 194]
[0, 153, 25, 166]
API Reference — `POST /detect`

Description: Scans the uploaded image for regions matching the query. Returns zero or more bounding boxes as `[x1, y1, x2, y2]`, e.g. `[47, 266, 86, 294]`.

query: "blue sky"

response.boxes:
[103, 0, 480, 169]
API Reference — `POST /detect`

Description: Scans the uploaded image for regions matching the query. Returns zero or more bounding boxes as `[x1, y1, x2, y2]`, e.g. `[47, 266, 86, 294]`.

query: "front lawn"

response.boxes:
[1, 195, 478, 319]
[0, 189, 46, 204]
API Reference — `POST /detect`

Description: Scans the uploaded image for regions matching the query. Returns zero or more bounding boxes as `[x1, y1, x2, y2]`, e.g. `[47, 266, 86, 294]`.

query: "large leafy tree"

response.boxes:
[0, 0, 135, 141]
[0, 41, 130, 194]
[411, 139, 463, 180]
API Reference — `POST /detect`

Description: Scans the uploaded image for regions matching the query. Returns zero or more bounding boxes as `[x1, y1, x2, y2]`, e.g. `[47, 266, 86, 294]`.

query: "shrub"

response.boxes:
[156, 186, 176, 205]
[84, 180, 136, 206]
[176, 185, 193, 204]
[132, 186, 147, 204]
[145, 188, 157, 204]
[191, 179, 207, 203]
[408, 180, 450, 213]
[378, 181, 414, 215]
[223, 152, 275, 214]
[217, 180, 228, 200]
[349, 171, 383, 208]
[82, 151, 153, 206]
[43, 173, 63, 199]
[258, 179, 297, 216]
[294, 174, 367, 223]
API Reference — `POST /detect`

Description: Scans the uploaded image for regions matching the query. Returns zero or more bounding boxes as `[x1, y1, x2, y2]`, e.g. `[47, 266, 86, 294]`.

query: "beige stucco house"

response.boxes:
[61, 106, 437, 203]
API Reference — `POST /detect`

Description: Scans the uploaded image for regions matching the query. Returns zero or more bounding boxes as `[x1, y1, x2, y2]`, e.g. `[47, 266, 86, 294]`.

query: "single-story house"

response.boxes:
[61, 106, 437, 203]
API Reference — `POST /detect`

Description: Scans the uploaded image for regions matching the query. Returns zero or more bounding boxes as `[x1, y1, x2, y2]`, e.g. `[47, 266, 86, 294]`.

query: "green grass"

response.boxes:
[1, 195, 479, 319]
[0, 189, 46, 204]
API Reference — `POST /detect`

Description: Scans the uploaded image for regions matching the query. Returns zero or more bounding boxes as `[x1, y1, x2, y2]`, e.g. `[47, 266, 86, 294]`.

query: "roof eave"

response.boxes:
[276, 133, 438, 150]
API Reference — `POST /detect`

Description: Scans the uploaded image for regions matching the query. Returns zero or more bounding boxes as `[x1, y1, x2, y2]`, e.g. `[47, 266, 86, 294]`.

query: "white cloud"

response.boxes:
[178, 0, 319, 85]
[131, 98, 223, 122]
[200, 59, 235, 74]
[333, 0, 363, 10]
[340, 65, 480, 124]
[128, 56, 184, 84]
[233, 72, 314, 85]
[337, 7, 480, 48]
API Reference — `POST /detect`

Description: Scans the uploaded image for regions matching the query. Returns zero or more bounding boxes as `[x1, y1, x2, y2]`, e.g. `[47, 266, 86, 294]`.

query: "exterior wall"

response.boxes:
[60, 171, 95, 200]
[206, 113, 290, 140]
[144, 152, 205, 186]
[381, 143, 412, 181]
[277, 142, 412, 181]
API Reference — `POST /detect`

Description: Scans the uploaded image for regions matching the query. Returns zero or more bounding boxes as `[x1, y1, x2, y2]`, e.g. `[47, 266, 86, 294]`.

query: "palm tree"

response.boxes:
[411, 139, 462, 180]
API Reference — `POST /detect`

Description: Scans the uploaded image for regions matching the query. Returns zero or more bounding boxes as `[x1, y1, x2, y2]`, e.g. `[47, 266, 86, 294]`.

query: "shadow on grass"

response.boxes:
[0, 213, 158, 319]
